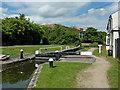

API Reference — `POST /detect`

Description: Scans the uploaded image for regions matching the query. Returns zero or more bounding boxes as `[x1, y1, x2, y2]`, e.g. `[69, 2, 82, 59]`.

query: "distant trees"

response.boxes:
[2, 14, 44, 45]
[42, 24, 81, 45]
[82, 27, 106, 44]
[2, 14, 81, 46]
[2, 14, 106, 46]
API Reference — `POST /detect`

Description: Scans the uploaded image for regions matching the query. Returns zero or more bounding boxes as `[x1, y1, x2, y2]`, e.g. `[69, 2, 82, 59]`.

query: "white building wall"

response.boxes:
[110, 33, 113, 50]
[106, 11, 120, 58]
[106, 36, 108, 45]
[106, 35, 110, 50]
[112, 12, 119, 58]
[113, 32, 119, 58]
[112, 12, 118, 30]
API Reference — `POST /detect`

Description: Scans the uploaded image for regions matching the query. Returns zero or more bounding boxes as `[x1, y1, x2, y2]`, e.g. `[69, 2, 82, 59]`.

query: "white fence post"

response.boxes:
[98, 45, 102, 53]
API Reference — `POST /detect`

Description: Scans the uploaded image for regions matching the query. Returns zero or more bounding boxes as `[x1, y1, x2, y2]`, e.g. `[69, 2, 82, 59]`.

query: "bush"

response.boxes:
[43, 24, 81, 45]
[2, 14, 44, 45]
[90, 42, 98, 45]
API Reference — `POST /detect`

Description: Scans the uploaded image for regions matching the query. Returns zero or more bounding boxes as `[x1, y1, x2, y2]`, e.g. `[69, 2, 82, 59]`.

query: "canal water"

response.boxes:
[1, 60, 40, 89]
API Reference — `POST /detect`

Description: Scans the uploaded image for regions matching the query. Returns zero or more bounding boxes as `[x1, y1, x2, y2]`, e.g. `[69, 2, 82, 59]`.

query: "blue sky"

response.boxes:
[1, 1, 118, 31]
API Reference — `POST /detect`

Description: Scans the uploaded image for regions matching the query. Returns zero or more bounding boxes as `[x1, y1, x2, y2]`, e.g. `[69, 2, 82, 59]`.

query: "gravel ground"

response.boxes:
[76, 48, 111, 88]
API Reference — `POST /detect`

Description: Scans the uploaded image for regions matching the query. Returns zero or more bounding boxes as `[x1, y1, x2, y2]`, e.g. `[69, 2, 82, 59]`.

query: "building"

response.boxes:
[41, 24, 84, 38]
[106, 10, 120, 59]
[76, 28, 84, 38]
[40, 24, 56, 29]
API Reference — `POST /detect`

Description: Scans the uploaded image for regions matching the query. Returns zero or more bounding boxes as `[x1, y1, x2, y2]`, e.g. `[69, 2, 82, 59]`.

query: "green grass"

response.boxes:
[2, 45, 71, 57]
[78, 47, 90, 52]
[93, 49, 107, 57]
[107, 57, 119, 88]
[35, 62, 91, 88]
[81, 43, 91, 46]
[93, 48, 119, 88]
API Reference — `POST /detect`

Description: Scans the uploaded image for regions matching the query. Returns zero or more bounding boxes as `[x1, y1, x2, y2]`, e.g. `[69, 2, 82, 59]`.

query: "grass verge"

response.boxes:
[107, 57, 119, 88]
[93, 48, 119, 88]
[2, 45, 70, 57]
[78, 47, 90, 52]
[35, 62, 91, 88]
[93, 49, 107, 57]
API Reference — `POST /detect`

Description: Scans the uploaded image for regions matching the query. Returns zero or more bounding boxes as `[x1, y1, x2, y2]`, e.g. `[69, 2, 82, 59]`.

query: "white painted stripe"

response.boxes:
[81, 52, 92, 55]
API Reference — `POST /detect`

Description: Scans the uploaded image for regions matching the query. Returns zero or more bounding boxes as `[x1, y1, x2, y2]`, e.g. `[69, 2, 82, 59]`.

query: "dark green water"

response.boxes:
[1, 61, 37, 89]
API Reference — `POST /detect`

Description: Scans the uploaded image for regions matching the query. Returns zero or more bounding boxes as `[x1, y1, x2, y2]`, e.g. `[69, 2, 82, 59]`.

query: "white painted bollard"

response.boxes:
[20, 49, 24, 59]
[35, 64, 39, 68]
[49, 58, 54, 68]
[66, 46, 69, 50]
[35, 50, 41, 54]
[98, 45, 102, 53]
[55, 50, 59, 53]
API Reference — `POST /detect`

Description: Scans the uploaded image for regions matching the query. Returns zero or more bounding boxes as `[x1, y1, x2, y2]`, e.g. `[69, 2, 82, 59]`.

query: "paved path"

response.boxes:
[60, 55, 95, 63]
[76, 48, 111, 88]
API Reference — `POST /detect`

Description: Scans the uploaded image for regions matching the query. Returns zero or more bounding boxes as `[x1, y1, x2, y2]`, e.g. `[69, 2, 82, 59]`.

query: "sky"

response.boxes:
[0, 0, 119, 31]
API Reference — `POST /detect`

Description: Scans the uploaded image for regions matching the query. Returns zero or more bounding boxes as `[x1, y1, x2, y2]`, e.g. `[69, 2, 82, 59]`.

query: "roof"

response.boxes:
[76, 28, 83, 32]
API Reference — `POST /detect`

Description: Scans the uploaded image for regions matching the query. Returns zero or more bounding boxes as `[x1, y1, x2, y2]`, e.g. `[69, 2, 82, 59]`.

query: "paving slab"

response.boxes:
[60, 55, 95, 63]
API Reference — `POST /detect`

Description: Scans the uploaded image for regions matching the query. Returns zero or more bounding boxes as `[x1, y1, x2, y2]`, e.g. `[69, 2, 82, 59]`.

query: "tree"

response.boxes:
[82, 27, 106, 44]
[42, 24, 81, 45]
[2, 14, 44, 45]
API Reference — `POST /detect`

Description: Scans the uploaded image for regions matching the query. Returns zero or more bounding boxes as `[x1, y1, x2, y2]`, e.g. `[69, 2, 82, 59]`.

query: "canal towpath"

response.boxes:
[76, 48, 111, 88]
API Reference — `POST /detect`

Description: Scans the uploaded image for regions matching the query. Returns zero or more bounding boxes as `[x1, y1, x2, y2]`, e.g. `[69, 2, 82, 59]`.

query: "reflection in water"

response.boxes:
[2, 61, 37, 88]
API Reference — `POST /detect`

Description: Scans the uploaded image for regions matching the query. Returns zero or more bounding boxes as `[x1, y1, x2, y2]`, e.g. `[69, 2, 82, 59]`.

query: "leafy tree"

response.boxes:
[42, 24, 81, 45]
[82, 27, 106, 44]
[2, 14, 82, 46]
[2, 14, 44, 45]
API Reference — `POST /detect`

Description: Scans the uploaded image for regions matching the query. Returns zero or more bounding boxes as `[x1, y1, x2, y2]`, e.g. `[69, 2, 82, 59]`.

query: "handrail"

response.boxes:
[39, 46, 62, 54]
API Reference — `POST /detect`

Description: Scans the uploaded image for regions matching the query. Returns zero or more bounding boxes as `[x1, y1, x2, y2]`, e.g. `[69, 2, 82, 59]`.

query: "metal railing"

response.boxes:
[39, 46, 63, 54]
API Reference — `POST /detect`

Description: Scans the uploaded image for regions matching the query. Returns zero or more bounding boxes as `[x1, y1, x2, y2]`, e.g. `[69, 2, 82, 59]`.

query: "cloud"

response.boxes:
[1, 2, 118, 31]
[2, 0, 118, 2]
[87, 2, 118, 16]
[88, 8, 106, 16]
[0, 7, 8, 12]
[37, 5, 67, 18]
[4, 2, 25, 8]
[1, 13, 19, 19]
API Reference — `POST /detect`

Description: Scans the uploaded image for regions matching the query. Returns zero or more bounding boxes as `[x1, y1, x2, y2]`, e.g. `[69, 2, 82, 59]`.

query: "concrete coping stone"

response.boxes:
[27, 64, 43, 89]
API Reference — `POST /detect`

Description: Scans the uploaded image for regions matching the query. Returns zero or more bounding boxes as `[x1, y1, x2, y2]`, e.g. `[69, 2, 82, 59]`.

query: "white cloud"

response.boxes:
[88, 8, 106, 16]
[88, 2, 118, 16]
[1, 2, 118, 31]
[2, 0, 118, 2]
[2, 0, 91, 2]
[2, 13, 19, 19]
[4, 2, 25, 8]
[105, 2, 118, 14]
[13, 2, 89, 18]
[37, 5, 67, 18]
[0, 7, 8, 12]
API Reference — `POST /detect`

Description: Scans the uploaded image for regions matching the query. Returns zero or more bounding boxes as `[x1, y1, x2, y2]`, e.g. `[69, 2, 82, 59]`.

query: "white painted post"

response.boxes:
[98, 45, 102, 53]
[20, 49, 24, 59]
[55, 50, 59, 53]
[35, 50, 40, 54]
[66, 46, 69, 50]
[66, 46, 68, 50]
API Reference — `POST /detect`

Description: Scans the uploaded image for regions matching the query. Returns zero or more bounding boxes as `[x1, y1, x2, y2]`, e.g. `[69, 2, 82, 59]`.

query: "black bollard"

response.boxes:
[45, 48, 47, 50]
[55, 50, 59, 61]
[49, 61, 53, 68]
[20, 49, 24, 59]
[49, 58, 53, 68]
[108, 50, 113, 56]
